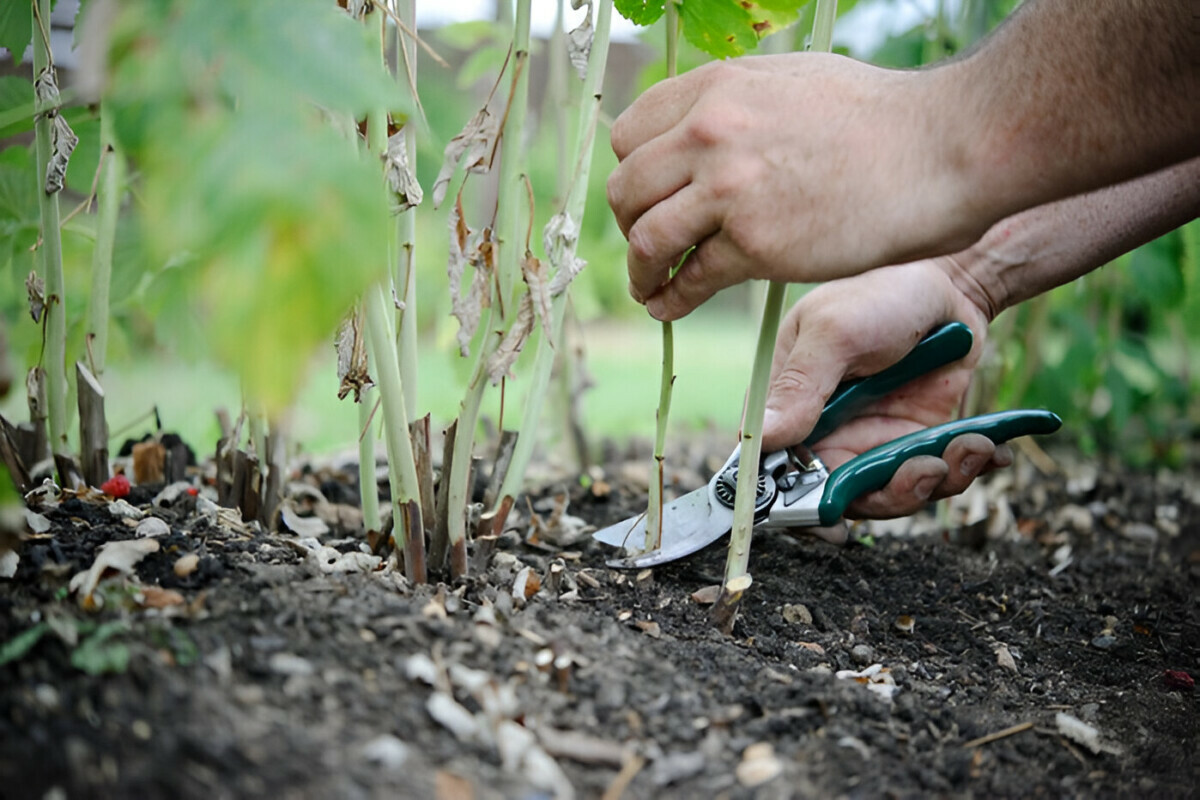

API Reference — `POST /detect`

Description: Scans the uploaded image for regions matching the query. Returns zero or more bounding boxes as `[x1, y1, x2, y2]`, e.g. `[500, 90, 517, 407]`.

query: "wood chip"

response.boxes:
[962, 721, 1034, 749]
[139, 586, 185, 608]
[174, 553, 200, 578]
[435, 771, 475, 800]
[690, 584, 721, 604]
[634, 620, 661, 639]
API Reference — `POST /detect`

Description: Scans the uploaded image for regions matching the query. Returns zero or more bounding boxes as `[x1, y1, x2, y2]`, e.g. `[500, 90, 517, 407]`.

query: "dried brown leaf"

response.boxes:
[45, 114, 78, 195]
[433, 108, 499, 208]
[69, 538, 160, 607]
[566, 2, 593, 80]
[447, 197, 491, 357]
[521, 252, 554, 348]
[487, 293, 535, 385]
[384, 128, 423, 213]
[543, 213, 586, 296]
[335, 310, 372, 402]
[25, 271, 45, 324]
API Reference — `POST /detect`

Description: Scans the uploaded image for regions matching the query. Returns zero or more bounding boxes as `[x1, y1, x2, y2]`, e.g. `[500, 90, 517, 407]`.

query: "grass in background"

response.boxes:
[2, 304, 758, 461]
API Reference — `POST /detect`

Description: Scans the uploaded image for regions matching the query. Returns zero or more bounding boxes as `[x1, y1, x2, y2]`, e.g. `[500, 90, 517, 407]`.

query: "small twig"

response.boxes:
[1016, 436, 1058, 475]
[962, 721, 1034, 749]
[60, 144, 110, 228]
[601, 754, 645, 800]
[376, 1, 449, 68]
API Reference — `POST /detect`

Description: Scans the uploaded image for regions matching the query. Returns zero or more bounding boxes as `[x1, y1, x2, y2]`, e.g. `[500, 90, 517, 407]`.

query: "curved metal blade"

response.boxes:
[593, 485, 734, 569]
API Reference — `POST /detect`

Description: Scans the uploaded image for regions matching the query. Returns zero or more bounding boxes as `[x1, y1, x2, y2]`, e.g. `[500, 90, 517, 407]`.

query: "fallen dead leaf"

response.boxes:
[69, 538, 160, 608]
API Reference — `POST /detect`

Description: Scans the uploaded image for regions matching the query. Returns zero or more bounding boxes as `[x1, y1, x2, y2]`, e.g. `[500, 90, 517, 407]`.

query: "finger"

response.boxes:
[606, 133, 695, 238]
[784, 522, 849, 545]
[844, 455, 949, 519]
[925, 433, 997, 498]
[625, 185, 723, 305]
[609, 72, 705, 160]
[642, 231, 750, 321]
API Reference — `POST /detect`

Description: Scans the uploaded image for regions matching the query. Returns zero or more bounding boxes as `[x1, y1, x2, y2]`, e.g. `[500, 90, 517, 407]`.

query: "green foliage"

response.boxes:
[101, 0, 410, 410]
[617, 0, 811, 58]
[0, 1, 39, 63]
[0, 622, 49, 666]
[70, 620, 131, 675]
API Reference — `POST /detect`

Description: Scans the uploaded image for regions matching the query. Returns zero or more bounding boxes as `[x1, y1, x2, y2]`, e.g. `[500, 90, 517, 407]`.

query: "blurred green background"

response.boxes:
[1, 0, 1197, 467]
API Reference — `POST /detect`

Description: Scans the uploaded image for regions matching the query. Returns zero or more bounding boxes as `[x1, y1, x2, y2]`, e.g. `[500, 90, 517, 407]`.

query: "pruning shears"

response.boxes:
[592, 322, 1062, 569]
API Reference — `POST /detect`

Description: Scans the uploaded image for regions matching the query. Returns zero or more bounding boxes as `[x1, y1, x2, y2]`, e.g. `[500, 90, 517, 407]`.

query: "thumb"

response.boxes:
[760, 365, 840, 452]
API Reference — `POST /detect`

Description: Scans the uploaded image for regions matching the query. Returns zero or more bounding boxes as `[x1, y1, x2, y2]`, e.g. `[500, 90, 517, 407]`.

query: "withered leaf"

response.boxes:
[567, 2, 594, 80]
[542, 213, 587, 297]
[486, 293, 534, 385]
[433, 107, 499, 208]
[25, 271, 45, 324]
[45, 114, 78, 195]
[384, 128, 423, 213]
[335, 309, 372, 402]
[448, 195, 494, 357]
[521, 251, 554, 348]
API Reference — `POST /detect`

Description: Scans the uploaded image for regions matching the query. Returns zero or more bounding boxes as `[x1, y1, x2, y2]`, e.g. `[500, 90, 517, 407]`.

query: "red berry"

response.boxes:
[186, 487, 199, 497]
[1164, 670, 1194, 691]
[101, 474, 131, 499]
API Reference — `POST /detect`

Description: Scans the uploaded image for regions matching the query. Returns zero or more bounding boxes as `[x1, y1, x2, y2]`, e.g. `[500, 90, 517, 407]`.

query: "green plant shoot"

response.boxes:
[715, 0, 837, 631]
[494, 0, 616, 513]
[30, 0, 72, 482]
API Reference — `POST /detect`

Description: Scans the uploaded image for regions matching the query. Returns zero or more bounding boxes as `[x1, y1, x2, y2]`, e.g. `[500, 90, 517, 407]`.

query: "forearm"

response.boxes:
[946, 0, 1200, 224]
[943, 156, 1200, 319]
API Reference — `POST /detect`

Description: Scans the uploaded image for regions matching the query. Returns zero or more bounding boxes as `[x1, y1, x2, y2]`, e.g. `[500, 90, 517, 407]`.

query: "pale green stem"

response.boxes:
[723, 0, 837, 587]
[395, 0, 419, 413]
[365, 283, 422, 523]
[723, 281, 785, 582]
[86, 108, 122, 378]
[645, 1, 680, 551]
[358, 384, 382, 533]
[32, 0, 69, 465]
[363, 8, 419, 547]
[447, 0, 532, 553]
[493, 0, 613, 509]
[547, 0, 569, 202]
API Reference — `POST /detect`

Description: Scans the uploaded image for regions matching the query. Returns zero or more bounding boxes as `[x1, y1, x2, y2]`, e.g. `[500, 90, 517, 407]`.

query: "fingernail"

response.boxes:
[762, 408, 780, 436]
[646, 298, 666, 320]
[960, 454, 984, 477]
[914, 475, 940, 501]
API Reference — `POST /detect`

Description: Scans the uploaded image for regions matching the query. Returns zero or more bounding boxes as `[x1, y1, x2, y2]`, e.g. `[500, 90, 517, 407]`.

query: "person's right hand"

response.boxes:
[762, 257, 1007, 534]
[607, 52, 986, 322]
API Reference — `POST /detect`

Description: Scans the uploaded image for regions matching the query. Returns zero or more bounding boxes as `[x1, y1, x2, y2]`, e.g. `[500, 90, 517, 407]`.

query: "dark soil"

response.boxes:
[1, 442, 1197, 799]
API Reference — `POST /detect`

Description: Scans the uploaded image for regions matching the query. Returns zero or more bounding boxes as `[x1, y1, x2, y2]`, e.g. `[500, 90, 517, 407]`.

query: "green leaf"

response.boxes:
[0, 2, 33, 64]
[64, 115, 101, 196]
[615, 0, 666, 26]
[0, 623, 50, 666]
[679, 0, 808, 59]
[0, 76, 34, 138]
[70, 621, 131, 675]
[104, 0, 402, 410]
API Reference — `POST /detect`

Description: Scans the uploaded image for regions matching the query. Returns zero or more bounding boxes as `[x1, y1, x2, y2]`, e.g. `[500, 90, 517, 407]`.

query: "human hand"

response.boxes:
[762, 258, 1008, 531]
[607, 53, 982, 321]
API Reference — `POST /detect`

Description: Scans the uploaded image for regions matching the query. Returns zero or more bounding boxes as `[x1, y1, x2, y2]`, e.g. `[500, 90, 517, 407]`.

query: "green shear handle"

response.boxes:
[817, 409, 1063, 526]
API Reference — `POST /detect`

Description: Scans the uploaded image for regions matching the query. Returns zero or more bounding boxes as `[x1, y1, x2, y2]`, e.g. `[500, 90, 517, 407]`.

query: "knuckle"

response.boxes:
[626, 223, 660, 267]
